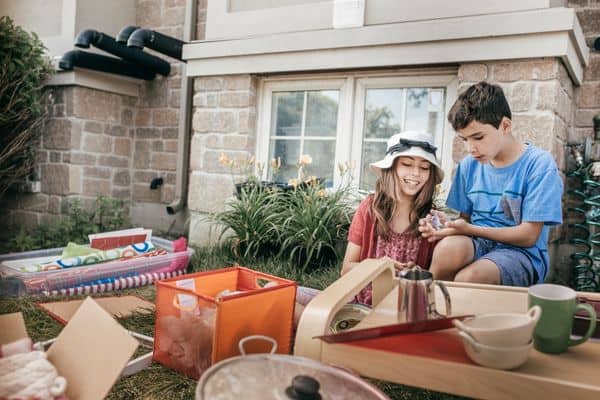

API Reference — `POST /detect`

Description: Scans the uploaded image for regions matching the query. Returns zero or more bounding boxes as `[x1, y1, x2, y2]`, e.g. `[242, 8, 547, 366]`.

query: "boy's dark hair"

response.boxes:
[447, 81, 512, 131]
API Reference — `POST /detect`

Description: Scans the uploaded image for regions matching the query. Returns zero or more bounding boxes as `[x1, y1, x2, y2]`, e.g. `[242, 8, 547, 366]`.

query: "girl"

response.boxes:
[342, 130, 444, 305]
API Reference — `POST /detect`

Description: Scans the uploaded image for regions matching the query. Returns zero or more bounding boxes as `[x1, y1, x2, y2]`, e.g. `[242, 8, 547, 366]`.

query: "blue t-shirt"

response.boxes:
[446, 144, 563, 283]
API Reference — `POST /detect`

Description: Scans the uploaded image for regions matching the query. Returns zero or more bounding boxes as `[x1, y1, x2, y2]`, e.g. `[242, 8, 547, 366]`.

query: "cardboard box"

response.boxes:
[0, 297, 139, 400]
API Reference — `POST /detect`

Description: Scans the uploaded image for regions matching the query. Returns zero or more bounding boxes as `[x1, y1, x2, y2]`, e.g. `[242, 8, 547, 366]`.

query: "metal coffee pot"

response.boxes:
[397, 266, 451, 322]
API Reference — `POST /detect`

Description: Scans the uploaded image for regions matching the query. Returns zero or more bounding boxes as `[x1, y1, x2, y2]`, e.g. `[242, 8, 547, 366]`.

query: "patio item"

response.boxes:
[457, 331, 533, 370]
[195, 335, 390, 400]
[154, 267, 296, 380]
[318, 314, 472, 343]
[452, 306, 541, 347]
[295, 258, 600, 400]
[397, 266, 451, 322]
[0, 237, 192, 297]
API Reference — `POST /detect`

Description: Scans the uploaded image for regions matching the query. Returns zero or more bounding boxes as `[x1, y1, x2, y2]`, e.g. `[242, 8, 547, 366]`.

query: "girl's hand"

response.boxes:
[421, 218, 471, 242]
[418, 211, 448, 241]
[383, 257, 415, 273]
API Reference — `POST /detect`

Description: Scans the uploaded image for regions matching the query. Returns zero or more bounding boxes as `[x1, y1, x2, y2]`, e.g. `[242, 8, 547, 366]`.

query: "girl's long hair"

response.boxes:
[371, 158, 436, 238]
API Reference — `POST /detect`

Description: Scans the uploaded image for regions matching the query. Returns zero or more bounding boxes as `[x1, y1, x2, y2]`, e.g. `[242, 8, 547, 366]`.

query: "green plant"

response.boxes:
[0, 16, 53, 198]
[3, 196, 129, 252]
[211, 186, 280, 259]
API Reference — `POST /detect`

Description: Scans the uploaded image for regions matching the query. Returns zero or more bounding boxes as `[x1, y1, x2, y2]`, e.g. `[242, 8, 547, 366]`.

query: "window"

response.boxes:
[256, 72, 457, 191]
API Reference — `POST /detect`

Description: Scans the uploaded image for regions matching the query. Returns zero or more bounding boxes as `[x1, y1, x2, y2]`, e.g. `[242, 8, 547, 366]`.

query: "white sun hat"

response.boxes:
[369, 131, 444, 183]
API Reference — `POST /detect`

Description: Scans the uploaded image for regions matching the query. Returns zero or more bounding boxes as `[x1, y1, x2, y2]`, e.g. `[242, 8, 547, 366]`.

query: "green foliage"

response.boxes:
[0, 16, 53, 198]
[3, 196, 129, 252]
[212, 179, 355, 273]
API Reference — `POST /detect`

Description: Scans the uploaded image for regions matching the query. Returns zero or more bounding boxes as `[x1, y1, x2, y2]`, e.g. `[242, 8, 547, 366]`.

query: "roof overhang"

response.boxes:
[183, 7, 588, 85]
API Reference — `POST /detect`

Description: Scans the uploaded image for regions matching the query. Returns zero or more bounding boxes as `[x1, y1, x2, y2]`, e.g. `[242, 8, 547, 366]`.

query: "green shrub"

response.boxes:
[3, 196, 129, 252]
[0, 16, 53, 198]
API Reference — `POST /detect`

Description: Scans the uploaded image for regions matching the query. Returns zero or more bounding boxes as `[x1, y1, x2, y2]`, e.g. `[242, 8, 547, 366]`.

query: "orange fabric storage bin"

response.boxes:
[153, 266, 296, 379]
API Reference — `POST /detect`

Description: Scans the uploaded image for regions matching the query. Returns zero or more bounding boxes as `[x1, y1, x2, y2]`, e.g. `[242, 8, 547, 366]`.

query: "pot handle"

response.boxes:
[238, 335, 278, 355]
[434, 280, 452, 317]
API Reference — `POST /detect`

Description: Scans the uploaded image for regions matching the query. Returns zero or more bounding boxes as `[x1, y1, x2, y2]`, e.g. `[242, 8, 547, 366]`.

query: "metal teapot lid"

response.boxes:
[195, 353, 390, 400]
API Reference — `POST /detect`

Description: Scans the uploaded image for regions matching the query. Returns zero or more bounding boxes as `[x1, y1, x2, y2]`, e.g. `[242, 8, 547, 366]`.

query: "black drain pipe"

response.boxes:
[116, 25, 139, 44]
[127, 28, 184, 61]
[59, 50, 155, 80]
[75, 29, 171, 76]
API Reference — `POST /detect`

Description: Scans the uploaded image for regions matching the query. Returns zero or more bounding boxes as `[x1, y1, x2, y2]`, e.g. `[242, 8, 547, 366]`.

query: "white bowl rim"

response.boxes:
[459, 333, 534, 352]
[458, 313, 534, 331]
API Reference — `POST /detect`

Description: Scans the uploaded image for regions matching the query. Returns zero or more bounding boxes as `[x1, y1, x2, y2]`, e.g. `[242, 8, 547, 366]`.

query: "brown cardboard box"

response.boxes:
[0, 297, 139, 400]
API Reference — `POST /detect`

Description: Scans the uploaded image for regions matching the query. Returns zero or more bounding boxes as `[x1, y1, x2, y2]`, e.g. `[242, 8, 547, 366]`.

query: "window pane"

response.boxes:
[363, 89, 404, 139]
[303, 139, 336, 186]
[305, 90, 339, 137]
[360, 141, 387, 189]
[271, 92, 303, 137]
[269, 139, 300, 183]
[405, 88, 445, 135]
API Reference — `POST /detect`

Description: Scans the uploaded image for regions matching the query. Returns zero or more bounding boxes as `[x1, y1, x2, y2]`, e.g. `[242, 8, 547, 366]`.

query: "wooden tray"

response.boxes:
[294, 259, 600, 400]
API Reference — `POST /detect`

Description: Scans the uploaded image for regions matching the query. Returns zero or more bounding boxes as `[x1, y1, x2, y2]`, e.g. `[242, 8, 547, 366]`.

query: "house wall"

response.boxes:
[0, 0, 207, 235]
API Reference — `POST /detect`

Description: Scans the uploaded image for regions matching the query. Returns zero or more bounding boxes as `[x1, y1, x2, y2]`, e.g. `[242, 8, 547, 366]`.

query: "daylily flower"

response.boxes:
[298, 154, 313, 166]
[270, 157, 281, 170]
[288, 178, 300, 188]
[219, 153, 229, 165]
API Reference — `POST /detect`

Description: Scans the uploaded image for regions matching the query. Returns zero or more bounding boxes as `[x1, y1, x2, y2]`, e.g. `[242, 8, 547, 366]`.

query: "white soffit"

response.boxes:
[184, 7, 589, 85]
[46, 69, 141, 97]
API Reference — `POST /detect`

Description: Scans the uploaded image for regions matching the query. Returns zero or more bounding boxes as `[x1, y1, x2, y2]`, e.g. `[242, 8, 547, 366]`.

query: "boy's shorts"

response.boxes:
[471, 237, 536, 286]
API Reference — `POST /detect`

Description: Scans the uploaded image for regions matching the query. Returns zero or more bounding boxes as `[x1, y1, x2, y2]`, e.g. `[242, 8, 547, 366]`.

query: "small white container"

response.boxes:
[453, 306, 541, 347]
[458, 331, 533, 370]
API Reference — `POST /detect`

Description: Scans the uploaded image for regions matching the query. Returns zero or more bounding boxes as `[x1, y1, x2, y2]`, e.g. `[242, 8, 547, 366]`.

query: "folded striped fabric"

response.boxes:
[20, 242, 155, 273]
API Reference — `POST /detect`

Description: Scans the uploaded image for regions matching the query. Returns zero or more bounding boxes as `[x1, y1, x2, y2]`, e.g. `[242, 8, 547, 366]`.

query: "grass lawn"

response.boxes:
[0, 245, 468, 400]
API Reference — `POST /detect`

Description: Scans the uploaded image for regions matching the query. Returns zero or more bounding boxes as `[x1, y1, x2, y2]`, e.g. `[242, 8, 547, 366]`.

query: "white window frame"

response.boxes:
[256, 70, 457, 193]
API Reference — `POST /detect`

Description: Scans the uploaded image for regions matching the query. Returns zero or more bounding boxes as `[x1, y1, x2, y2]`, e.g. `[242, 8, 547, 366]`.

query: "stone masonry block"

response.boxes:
[151, 152, 177, 171]
[203, 150, 251, 173]
[163, 6, 184, 26]
[49, 152, 61, 163]
[224, 75, 257, 91]
[238, 109, 257, 134]
[112, 188, 131, 199]
[577, 82, 600, 108]
[576, 9, 600, 34]
[113, 170, 131, 187]
[193, 92, 218, 107]
[192, 110, 236, 133]
[458, 64, 488, 82]
[114, 138, 132, 157]
[223, 134, 253, 151]
[194, 77, 224, 92]
[43, 119, 71, 150]
[218, 92, 251, 108]
[140, 79, 168, 108]
[136, 0, 161, 27]
[134, 141, 151, 169]
[136, 109, 152, 126]
[19, 194, 48, 212]
[105, 125, 127, 137]
[169, 90, 181, 108]
[512, 113, 556, 148]
[161, 184, 175, 203]
[509, 82, 533, 112]
[575, 109, 600, 127]
[136, 128, 161, 139]
[122, 108, 134, 126]
[188, 172, 234, 213]
[165, 140, 178, 152]
[584, 53, 600, 81]
[84, 121, 103, 133]
[152, 109, 179, 126]
[41, 164, 70, 195]
[69, 152, 97, 165]
[48, 195, 61, 214]
[132, 183, 162, 202]
[491, 60, 559, 82]
[83, 133, 112, 153]
[163, 128, 179, 139]
[82, 178, 111, 196]
[134, 171, 158, 182]
[72, 87, 121, 122]
[190, 135, 205, 171]
[536, 81, 573, 123]
[84, 166, 111, 179]
[98, 155, 129, 168]
[152, 141, 164, 152]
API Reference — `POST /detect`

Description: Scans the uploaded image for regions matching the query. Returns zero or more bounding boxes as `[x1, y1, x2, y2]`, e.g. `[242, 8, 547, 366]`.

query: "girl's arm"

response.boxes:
[341, 242, 361, 275]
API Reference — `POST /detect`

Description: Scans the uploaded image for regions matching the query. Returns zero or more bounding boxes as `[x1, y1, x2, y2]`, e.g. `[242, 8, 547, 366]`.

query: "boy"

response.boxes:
[419, 82, 563, 286]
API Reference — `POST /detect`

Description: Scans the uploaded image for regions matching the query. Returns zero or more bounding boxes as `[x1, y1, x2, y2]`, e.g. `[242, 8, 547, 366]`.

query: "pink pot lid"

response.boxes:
[195, 353, 390, 400]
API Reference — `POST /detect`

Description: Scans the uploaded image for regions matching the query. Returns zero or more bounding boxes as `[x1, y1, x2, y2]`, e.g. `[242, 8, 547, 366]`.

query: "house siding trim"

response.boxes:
[184, 7, 587, 85]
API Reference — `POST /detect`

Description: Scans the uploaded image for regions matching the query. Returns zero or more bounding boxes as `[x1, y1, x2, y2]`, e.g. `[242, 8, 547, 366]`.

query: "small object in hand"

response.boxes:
[431, 214, 442, 230]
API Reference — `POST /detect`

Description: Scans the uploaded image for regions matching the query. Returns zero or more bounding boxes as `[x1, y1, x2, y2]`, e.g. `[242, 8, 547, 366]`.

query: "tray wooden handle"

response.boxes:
[294, 258, 395, 359]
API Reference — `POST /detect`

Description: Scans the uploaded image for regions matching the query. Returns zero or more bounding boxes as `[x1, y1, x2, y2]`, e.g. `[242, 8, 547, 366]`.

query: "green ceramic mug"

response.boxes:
[528, 284, 597, 354]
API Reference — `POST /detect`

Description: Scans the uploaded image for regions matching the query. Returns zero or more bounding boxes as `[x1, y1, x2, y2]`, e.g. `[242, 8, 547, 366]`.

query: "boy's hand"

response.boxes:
[382, 257, 415, 272]
[419, 214, 471, 242]
[418, 211, 447, 241]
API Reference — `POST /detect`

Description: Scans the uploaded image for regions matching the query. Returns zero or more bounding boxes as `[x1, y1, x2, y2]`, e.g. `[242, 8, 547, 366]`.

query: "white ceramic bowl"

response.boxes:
[452, 306, 541, 347]
[458, 331, 533, 370]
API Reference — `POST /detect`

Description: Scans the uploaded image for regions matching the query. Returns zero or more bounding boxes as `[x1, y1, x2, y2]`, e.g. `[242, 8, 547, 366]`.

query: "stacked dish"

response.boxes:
[453, 306, 542, 370]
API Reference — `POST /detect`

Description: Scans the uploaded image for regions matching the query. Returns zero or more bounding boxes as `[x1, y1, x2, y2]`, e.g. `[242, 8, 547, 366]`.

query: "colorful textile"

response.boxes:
[21, 242, 155, 273]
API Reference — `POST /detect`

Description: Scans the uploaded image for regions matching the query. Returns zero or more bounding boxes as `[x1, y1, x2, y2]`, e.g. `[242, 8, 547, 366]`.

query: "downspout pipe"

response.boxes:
[59, 50, 155, 80]
[166, 0, 196, 215]
[75, 29, 171, 76]
[127, 28, 185, 61]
